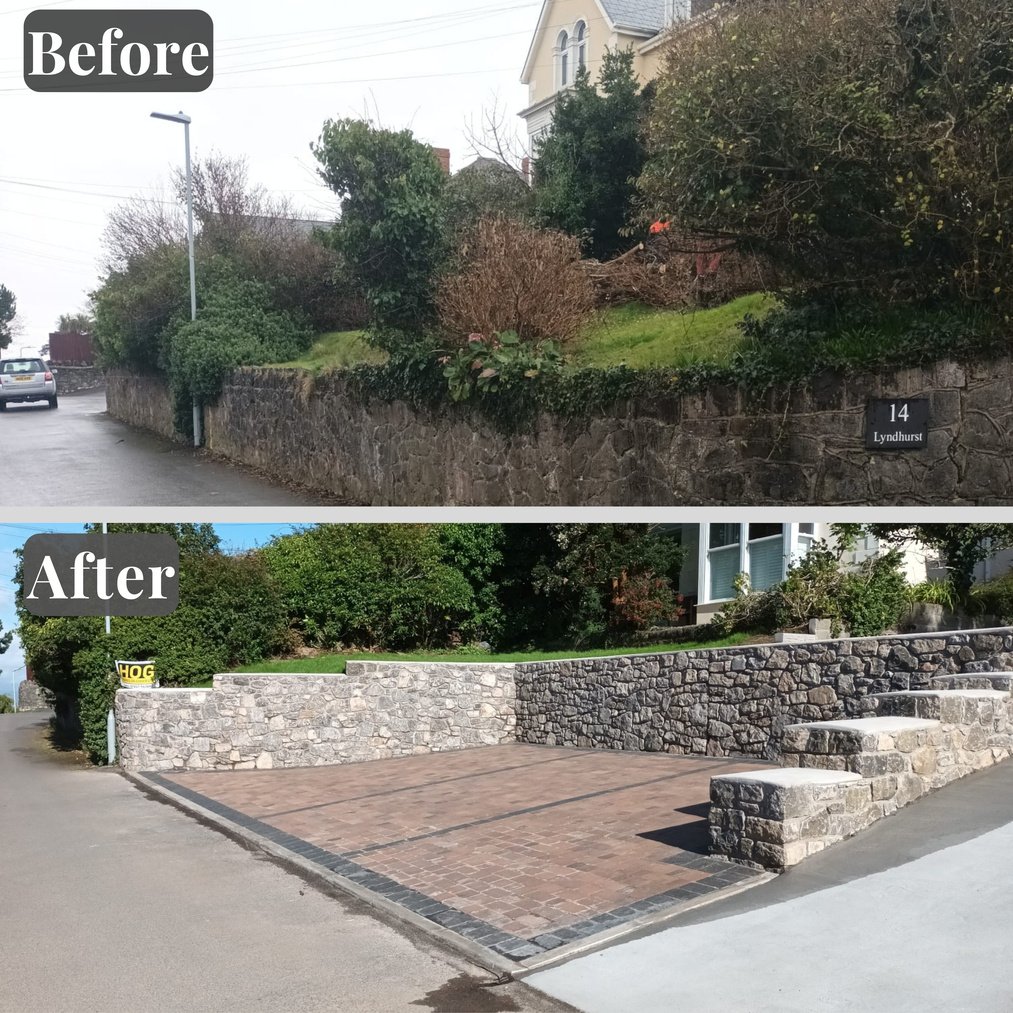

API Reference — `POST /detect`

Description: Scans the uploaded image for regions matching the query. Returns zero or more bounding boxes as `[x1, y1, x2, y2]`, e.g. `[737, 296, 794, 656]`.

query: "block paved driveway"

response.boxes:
[152, 744, 772, 963]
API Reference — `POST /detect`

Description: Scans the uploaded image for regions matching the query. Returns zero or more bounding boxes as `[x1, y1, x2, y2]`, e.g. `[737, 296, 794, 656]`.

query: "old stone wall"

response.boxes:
[105, 355, 1013, 505]
[54, 366, 104, 394]
[514, 629, 1013, 760]
[105, 369, 181, 443]
[115, 662, 516, 772]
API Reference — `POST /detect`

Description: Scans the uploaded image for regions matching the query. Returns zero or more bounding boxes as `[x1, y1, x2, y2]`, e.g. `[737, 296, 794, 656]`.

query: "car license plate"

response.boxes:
[14, 376, 32, 382]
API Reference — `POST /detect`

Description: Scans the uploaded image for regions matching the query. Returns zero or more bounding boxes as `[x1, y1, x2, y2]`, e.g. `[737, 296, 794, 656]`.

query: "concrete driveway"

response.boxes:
[527, 757, 1013, 1012]
[0, 713, 570, 1013]
[0, 390, 319, 506]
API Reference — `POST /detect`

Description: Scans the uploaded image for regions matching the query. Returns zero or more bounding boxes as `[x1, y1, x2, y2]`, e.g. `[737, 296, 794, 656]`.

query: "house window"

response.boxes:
[665, 0, 691, 23]
[748, 523, 786, 592]
[575, 21, 587, 72]
[708, 523, 741, 601]
[557, 31, 569, 87]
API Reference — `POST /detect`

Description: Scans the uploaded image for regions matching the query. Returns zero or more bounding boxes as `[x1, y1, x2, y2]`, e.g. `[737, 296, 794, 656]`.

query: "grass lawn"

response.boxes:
[265, 296, 774, 373]
[226, 632, 755, 676]
[572, 293, 775, 369]
[273, 330, 386, 370]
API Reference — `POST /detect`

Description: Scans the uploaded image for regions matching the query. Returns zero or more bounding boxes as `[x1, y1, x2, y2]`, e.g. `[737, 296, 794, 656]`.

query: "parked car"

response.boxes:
[0, 358, 58, 410]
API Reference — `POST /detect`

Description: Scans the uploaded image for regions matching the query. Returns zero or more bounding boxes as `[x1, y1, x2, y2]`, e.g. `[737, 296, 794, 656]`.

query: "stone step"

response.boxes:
[783, 716, 940, 754]
[930, 673, 1013, 692]
[873, 689, 1012, 724]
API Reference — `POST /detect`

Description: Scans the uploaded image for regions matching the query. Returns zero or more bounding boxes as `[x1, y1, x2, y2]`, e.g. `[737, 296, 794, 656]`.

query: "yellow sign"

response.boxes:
[117, 660, 157, 688]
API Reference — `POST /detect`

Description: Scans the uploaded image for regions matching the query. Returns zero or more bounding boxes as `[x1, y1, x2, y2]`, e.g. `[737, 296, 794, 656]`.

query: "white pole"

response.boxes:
[107, 708, 116, 764]
[102, 522, 111, 637]
[183, 117, 202, 448]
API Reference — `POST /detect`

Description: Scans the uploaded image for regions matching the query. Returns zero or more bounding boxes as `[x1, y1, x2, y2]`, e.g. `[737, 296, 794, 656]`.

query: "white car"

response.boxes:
[0, 357, 58, 410]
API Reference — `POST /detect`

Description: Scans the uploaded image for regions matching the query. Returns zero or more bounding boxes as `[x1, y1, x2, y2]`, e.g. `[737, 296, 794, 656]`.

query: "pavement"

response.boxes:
[527, 756, 1013, 1012]
[0, 390, 318, 506]
[147, 744, 773, 966]
[0, 712, 572, 1013]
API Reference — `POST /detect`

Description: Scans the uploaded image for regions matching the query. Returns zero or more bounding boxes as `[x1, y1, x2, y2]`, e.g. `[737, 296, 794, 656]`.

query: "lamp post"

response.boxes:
[151, 110, 201, 447]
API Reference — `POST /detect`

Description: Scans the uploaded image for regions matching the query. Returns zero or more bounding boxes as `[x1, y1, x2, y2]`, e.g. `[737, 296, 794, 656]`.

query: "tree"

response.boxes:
[56, 311, 96, 333]
[312, 118, 449, 343]
[639, 0, 1013, 315]
[533, 48, 650, 260]
[0, 284, 17, 350]
[869, 524, 1013, 594]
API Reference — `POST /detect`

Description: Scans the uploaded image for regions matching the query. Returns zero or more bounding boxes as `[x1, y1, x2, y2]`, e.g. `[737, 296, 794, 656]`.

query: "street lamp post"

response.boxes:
[151, 110, 201, 447]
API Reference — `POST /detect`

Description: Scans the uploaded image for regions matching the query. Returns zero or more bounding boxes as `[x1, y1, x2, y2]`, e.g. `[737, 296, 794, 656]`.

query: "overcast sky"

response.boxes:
[0, 0, 538, 344]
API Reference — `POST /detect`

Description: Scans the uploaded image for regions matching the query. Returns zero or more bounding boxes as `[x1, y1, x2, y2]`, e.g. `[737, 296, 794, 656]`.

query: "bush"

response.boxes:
[533, 48, 650, 260]
[525, 524, 686, 647]
[166, 274, 312, 430]
[969, 572, 1013, 622]
[437, 217, 596, 344]
[262, 524, 488, 650]
[312, 119, 449, 342]
[714, 542, 909, 638]
[18, 542, 289, 763]
[0, 694, 13, 714]
[640, 0, 1013, 317]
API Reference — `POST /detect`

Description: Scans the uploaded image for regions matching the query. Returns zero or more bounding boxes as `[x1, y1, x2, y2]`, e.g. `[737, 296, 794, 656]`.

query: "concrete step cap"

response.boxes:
[873, 689, 1010, 700]
[713, 768, 863, 787]
[786, 717, 939, 734]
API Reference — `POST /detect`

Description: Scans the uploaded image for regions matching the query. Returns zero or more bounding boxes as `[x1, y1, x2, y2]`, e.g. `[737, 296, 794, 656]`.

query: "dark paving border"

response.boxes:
[144, 770, 763, 963]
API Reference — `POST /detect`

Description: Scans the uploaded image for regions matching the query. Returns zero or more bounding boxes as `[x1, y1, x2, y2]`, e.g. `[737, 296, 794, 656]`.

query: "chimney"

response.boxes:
[432, 147, 451, 175]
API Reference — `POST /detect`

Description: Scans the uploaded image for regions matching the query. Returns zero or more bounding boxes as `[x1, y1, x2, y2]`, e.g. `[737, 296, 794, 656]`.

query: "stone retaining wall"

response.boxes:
[54, 366, 104, 394]
[709, 676, 1013, 870]
[105, 370, 180, 442]
[15, 680, 48, 712]
[515, 629, 1013, 759]
[115, 662, 516, 772]
[105, 354, 1013, 505]
[114, 629, 1013, 772]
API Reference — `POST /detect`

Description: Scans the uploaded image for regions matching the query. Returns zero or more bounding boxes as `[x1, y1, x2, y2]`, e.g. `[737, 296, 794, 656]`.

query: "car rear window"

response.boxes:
[1, 360, 45, 374]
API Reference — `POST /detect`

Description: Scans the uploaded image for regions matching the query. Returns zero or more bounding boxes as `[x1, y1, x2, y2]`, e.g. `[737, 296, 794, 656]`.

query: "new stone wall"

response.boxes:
[114, 630, 1013, 772]
[105, 355, 1013, 505]
[15, 680, 48, 712]
[515, 629, 1013, 759]
[115, 662, 516, 772]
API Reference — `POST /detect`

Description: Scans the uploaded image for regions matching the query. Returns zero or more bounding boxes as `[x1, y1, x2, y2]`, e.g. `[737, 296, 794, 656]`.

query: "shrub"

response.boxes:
[312, 119, 449, 342]
[969, 572, 1013, 622]
[0, 694, 13, 714]
[640, 0, 1013, 317]
[533, 48, 650, 260]
[165, 274, 312, 431]
[261, 524, 488, 650]
[906, 581, 957, 609]
[437, 217, 596, 344]
[714, 542, 909, 638]
[526, 524, 686, 647]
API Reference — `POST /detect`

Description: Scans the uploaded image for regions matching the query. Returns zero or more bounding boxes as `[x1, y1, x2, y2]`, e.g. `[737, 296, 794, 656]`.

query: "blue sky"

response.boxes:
[0, 522, 297, 703]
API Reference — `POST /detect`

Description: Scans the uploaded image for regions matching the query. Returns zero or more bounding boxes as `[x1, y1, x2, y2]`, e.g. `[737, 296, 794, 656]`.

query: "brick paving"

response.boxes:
[153, 744, 772, 961]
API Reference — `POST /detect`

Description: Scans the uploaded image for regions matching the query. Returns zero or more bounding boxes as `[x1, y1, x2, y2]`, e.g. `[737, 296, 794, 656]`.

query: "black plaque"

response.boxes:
[865, 398, 929, 450]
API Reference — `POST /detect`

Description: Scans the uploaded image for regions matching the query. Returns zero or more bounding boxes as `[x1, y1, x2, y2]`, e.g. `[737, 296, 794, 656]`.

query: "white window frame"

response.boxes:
[556, 30, 570, 88]
[574, 20, 587, 74]
[699, 523, 798, 605]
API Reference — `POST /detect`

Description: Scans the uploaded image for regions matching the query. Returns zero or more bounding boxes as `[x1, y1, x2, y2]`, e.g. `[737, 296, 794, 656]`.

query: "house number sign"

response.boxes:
[865, 398, 929, 450]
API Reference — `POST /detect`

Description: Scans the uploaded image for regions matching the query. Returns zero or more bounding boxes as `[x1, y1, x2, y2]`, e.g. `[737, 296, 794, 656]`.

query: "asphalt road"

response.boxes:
[0, 390, 318, 506]
[529, 758, 1013, 1012]
[0, 712, 573, 1013]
